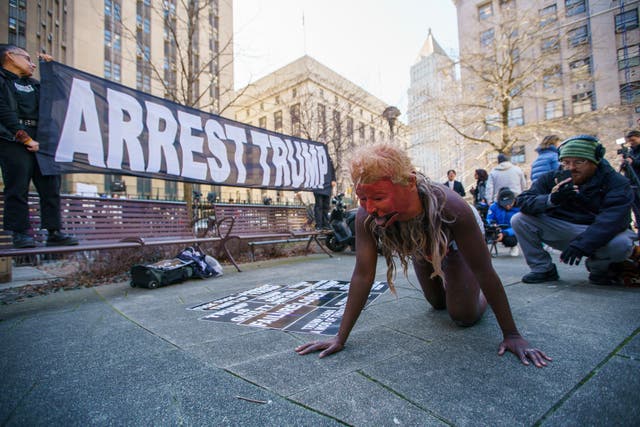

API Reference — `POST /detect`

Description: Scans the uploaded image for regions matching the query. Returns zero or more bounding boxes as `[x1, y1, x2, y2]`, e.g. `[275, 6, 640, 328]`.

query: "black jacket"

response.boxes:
[516, 160, 632, 255]
[0, 67, 40, 143]
[443, 180, 466, 197]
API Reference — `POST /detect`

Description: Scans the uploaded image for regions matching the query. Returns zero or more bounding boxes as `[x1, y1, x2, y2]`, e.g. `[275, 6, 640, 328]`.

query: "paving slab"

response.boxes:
[1, 253, 639, 425]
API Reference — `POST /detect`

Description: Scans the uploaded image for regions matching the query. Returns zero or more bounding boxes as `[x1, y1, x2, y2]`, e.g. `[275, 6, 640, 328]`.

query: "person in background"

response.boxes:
[0, 44, 78, 248]
[470, 168, 489, 221]
[512, 135, 634, 286]
[313, 180, 336, 230]
[486, 188, 520, 257]
[296, 143, 551, 368]
[531, 135, 560, 182]
[486, 153, 527, 202]
[620, 130, 640, 237]
[443, 169, 465, 197]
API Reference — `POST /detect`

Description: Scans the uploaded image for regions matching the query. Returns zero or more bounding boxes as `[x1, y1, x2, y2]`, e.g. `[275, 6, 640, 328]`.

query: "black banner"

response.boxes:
[37, 61, 334, 191]
[190, 280, 389, 336]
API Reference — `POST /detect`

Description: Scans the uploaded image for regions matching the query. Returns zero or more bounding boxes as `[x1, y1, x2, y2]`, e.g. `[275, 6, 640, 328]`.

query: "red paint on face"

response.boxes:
[356, 179, 419, 228]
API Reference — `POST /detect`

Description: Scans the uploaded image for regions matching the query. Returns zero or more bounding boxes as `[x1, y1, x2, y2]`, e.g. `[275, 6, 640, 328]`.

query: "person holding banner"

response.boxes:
[295, 143, 551, 367]
[0, 44, 78, 248]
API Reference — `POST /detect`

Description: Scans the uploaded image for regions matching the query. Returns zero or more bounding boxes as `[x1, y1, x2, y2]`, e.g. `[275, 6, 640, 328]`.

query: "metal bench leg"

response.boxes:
[308, 235, 333, 258]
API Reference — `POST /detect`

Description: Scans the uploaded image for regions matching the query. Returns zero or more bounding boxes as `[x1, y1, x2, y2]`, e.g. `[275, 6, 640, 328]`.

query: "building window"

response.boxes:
[165, 180, 177, 200]
[369, 126, 375, 142]
[292, 88, 297, 98]
[358, 122, 366, 141]
[615, 9, 639, 33]
[618, 44, 640, 69]
[511, 145, 525, 163]
[620, 81, 640, 104]
[568, 25, 589, 47]
[541, 35, 559, 53]
[104, 60, 112, 79]
[508, 107, 524, 127]
[572, 91, 594, 114]
[570, 58, 592, 85]
[290, 103, 301, 137]
[317, 104, 327, 140]
[543, 65, 562, 89]
[480, 28, 495, 47]
[137, 177, 152, 198]
[113, 63, 121, 82]
[274, 110, 282, 132]
[332, 110, 341, 141]
[346, 117, 354, 143]
[545, 99, 563, 119]
[565, 0, 585, 17]
[539, 4, 558, 27]
[478, 2, 493, 20]
[259, 116, 267, 129]
[485, 113, 500, 132]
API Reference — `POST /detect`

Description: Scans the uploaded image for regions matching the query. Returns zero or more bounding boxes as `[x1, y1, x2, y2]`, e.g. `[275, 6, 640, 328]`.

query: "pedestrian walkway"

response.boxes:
[1, 250, 638, 425]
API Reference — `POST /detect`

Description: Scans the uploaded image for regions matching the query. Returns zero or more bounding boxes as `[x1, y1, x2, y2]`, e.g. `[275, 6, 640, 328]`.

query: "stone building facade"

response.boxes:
[231, 55, 407, 205]
[1, 0, 234, 200]
[451, 0, 638, 187]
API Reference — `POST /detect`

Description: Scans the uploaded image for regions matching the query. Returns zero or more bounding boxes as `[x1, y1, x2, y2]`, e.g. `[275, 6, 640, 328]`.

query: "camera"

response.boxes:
[485, 224, 502, 245]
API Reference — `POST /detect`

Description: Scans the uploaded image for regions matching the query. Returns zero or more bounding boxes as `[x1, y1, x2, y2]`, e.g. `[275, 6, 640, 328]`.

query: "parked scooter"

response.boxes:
[325, 193, 357, 252]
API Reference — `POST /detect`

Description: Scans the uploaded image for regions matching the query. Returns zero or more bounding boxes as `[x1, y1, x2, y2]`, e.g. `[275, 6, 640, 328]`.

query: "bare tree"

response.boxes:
[440, 4, 593, 156]
[120, 0, 246, 208]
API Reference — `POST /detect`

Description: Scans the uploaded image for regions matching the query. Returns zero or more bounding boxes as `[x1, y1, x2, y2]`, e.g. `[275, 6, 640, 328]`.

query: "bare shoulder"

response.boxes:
[440, 186, 473, 219]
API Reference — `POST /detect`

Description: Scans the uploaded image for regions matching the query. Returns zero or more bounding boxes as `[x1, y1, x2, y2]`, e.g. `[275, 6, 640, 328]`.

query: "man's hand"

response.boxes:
[550, 177, 578, 205]
[37, 53, 54, 62]
[295, 338, 344, 358]
[24, 139, 39, 152]
[498, 334, 552, 368]
[560, 245, 587, 265]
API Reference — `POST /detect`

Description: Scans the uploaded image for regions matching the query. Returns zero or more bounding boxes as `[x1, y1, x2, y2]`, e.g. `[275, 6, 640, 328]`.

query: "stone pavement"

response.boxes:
[1, 248, 639, 426]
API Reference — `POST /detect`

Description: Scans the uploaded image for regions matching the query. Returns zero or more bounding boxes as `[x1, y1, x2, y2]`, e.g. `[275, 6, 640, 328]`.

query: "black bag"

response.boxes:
[130, 258, 195, 289]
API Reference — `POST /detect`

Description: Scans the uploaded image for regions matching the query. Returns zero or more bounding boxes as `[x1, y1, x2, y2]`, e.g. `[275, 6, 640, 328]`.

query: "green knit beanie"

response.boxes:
[559, 135, 602, 164]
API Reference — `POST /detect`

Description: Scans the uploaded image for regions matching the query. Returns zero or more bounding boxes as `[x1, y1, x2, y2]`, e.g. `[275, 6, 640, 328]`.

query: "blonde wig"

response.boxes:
[349, 143, 453, 293]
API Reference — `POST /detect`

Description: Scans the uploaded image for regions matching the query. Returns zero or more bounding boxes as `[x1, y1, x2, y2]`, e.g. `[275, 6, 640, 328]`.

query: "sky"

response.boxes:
[233, 0, 459, 119]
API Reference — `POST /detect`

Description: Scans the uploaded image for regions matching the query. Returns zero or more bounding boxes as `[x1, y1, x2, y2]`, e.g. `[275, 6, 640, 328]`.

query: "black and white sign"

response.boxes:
[37, 61, 335, 191]
[190, 280, 389, 335]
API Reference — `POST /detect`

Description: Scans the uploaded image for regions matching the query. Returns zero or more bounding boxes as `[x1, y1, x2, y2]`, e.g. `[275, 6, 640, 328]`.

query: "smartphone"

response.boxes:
[554, 169, 573, 189]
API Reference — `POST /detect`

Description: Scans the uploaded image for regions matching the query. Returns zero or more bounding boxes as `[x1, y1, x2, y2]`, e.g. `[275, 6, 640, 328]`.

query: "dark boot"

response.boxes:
[522, 264, 559, 283]
[46, 230, 79, 246]
[12, 232, 36, 249]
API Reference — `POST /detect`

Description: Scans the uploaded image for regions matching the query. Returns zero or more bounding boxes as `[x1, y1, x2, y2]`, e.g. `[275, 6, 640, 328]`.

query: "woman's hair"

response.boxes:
[475, 168, 488, 181]
[540, 135, 560, 149]
[349, 143, 452, 292]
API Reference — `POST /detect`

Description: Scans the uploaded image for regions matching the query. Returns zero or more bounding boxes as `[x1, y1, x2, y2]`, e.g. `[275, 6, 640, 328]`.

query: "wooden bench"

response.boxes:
[0, 194, 241, 273]
[212, 203, 332, 263]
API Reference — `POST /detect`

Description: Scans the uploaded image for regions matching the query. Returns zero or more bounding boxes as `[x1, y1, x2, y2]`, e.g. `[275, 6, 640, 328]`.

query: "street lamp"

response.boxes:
[382, 106, 401, 142]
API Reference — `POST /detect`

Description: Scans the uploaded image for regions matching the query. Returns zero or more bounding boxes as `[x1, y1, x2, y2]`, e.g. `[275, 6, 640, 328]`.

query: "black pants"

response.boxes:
[501, 235, 518, 247]
[313, 193, 330, 228]
[0, 142, 61, 232]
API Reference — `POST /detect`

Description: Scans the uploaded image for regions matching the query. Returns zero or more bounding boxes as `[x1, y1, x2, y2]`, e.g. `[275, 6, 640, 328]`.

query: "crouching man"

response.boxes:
[512, 135, 635, 286]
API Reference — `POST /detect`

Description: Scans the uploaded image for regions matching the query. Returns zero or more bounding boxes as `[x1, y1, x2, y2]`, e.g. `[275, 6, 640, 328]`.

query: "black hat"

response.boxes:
[498, 188, 515, 208]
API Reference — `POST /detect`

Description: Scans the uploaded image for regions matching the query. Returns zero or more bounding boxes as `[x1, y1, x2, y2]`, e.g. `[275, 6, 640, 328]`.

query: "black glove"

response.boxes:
[550, 184, 578, 205]
[560, 245, 587, 265]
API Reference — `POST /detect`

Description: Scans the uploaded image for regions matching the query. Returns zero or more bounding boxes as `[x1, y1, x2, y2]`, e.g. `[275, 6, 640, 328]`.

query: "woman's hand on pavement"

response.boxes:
[498, 335, 552, 368]
[295, 338, 344, 358]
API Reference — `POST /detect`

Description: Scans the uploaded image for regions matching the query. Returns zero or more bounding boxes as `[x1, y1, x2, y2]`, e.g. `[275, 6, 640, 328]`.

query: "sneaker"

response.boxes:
[12, 232, 36, 249]
[509, 246, 520, 257]
[522, 265, 559, 283]
[588, 272, 622, 286]
[46, 230, 79, 246]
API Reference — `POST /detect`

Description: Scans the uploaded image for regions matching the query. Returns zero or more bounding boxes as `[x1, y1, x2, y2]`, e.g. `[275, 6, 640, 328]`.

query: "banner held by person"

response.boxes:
[36, 61, 334, 192]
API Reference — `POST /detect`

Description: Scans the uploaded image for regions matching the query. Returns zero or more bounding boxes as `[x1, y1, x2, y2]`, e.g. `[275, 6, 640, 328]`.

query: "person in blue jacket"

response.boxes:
[486, 188, 520, 257]
[530, 135, 560, 182]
